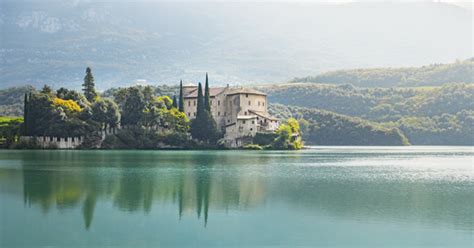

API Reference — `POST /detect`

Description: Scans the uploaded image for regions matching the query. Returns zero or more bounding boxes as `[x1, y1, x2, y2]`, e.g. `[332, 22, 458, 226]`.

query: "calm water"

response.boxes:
[0, 147, 473, 247]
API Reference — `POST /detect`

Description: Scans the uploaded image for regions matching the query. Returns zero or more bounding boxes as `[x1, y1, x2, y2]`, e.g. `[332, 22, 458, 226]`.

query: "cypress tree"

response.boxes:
[23, 93, 28, 136]
[196, 82, 204, 117]
[191, 83, 204, 141]
[83, 67, 98, 102]
[178, 80, 184, 112]
[204, 73, 211, 112]
[172, 95, 178, 108]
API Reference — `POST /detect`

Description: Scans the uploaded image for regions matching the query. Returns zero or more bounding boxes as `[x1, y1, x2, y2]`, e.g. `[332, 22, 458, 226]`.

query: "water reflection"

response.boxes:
[20, 151, 269, 229]
[11, 149, 474, 231]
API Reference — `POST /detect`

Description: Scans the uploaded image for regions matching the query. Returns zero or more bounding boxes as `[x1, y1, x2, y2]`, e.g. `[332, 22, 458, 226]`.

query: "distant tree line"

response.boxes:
[291, 58, 473, 87]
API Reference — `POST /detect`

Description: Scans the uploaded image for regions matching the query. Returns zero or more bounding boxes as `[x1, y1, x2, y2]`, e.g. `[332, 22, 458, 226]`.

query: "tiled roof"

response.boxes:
[184, 87, 227, 98]
[226, 87, 267, 96]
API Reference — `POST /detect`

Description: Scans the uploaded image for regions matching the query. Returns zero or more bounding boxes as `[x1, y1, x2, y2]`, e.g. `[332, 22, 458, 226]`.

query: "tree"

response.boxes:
[56, 87, 69, 99]
[23, 93, 29, 135]
[204, 73, 211, 112]
[178, 80, 184, 112]
[121, 87, 145, 126]
[172, 95, 178, 109]
[190, 83, 205, 140]
[41, 85, 53, 96]
[196, 82, 204, 117]
[104, 99, 120, 128]
[190, 82, 220, 143]
[83, 67, 98, 102]
[91, 99, 108, 129]
[143, 86, 154, 103]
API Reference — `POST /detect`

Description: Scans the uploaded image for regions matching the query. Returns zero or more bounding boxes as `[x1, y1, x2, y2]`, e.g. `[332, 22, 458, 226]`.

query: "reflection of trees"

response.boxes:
[21, 151, 269, 230]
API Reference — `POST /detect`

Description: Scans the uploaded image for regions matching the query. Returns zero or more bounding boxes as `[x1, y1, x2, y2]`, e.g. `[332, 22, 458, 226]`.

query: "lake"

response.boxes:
[0, 147, 473, 247]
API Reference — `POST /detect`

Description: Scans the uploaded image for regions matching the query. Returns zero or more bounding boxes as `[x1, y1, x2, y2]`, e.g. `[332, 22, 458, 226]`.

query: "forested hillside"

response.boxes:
[0, 86, 34, 116]
[269, 104, 409, 146]
[262, 83, 474, 145]
[292, 58, 473, 87]
[260, 83, 474, 121]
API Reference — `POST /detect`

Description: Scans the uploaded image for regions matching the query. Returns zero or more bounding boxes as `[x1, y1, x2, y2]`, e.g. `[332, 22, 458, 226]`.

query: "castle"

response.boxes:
[182, 85, 279, 147]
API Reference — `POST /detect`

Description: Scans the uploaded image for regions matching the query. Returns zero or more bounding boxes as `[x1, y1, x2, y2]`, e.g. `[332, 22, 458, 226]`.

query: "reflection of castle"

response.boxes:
[183, 85, 279, 147]
[21, 155, 267, 229]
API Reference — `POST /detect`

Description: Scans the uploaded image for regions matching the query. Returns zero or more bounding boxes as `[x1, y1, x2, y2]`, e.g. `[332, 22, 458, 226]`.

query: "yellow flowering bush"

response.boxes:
[53, 98, 82, 112]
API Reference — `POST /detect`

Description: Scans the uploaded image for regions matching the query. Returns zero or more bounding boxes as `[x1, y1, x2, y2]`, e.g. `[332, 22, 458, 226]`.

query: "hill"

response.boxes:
[291, 58, 473, 87]
[1, 1, 472, 89]
[259, 83, 474, 121]
[0, 86, 34, 117]
[269, 104, 409, 146]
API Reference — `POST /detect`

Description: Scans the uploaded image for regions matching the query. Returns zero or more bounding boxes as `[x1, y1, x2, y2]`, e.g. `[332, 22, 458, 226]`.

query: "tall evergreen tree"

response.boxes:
[23, 93, 28, 136]
[196, 82, 204, 117]
[83, 67, 98, 102]
[191, 83, 205, 140]
[172, 95, 178, 108]
[204, 73, 211, 112]
[178, 80, 184, 112]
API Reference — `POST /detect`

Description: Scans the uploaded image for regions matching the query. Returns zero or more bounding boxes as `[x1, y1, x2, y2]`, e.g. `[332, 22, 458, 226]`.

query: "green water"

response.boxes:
[0, 147, 473, 247]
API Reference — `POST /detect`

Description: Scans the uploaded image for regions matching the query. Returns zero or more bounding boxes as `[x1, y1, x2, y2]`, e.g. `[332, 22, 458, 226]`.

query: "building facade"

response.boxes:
[183, 85, 279, 147]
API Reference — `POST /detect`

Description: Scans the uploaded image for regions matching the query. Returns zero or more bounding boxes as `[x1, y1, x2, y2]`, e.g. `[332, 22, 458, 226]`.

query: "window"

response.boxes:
[246, 94, 248, 97]
[50, 137, 53, 142]
[248, 101, 251, 106]
[224, 112, 227, 116]
[65, 137, 68, 142]
[228, 119, 230, 123]
[57, 137, 60, 142]
[252, 121, 255, 124]
[193, 100, 196, 106]
[193, 112, 196, 117]
[187, 112, 190, 116]
[244, 111, 247, 115]
[263, 102, 265, 106]
[218, 100, 220, 106]
[43, 137, 46, 141]
[250, 128, 253, 131]
[258, 101, 260, 106]
[210, 100, 213, 105]
[243, 120, 246, 124]
[218, 112, 220, 116]
[72, 137, 75, 142]
[188, 101, 190, 106]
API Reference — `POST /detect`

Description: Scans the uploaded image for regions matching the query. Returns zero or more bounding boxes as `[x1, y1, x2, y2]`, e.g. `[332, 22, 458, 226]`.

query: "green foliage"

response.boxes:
[252, 132, 278, 146]
[262, 82, 473, 145]
[82, 67, 98, 102]
[292, 58, 473, 87]
[172, 95, 178, 108]
[23, 90, 98, 138]
[102, 126, 194, 149]
[121, 87, 145, 126]
[178, 80, 184, 112]
[262, 83, 474, 121]
[0, 116, 23, 147]
[204, 73, 211, 112]
[270, 104, 409, 146]
[272, 118, 302, 150]
[392, 110, 474, 145]
[190, 81, 220, 144]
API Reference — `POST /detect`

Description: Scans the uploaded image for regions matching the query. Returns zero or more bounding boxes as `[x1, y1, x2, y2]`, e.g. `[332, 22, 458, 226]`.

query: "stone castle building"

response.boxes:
[183, 85, 279, 147]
